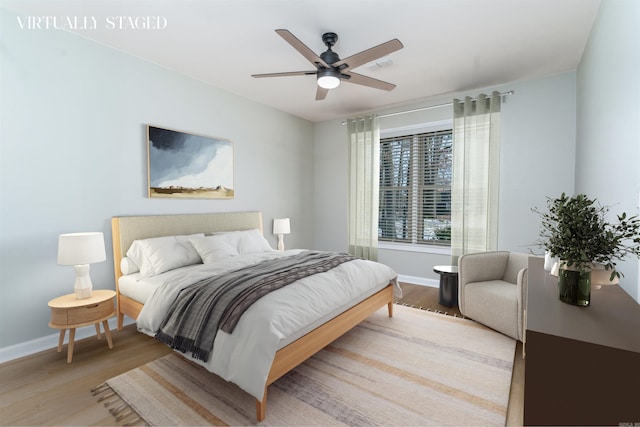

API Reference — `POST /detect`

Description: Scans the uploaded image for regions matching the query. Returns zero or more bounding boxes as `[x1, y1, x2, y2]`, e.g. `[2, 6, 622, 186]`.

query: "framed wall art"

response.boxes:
[147, 125, 234, 199]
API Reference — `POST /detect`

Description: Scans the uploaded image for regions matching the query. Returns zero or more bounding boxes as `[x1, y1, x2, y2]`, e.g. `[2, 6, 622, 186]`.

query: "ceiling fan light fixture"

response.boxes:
[317, 68, 341, 89]
[252, 30, 403, 99]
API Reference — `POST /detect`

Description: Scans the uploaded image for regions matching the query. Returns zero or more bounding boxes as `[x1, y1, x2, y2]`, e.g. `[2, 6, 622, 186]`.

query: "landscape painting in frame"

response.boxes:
[147, 125, 234, 199]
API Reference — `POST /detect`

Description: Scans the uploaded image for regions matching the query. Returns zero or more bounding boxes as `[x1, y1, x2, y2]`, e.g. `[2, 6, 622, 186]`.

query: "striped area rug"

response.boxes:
[94, 305, 515, 426]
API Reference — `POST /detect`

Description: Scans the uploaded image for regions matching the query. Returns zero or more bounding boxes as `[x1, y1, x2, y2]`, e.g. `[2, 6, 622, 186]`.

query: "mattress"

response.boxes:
[123, 249, 400, 401]
[118, 263, 200, 304]
[118, 264, 389, 350]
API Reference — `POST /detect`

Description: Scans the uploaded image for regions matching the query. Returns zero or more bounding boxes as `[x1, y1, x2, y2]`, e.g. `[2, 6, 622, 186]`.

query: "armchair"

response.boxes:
[458, 251, 529, 341]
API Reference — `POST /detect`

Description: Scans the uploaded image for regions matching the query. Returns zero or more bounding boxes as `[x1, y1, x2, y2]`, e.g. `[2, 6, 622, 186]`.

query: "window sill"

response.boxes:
[378, 242, 452, 255]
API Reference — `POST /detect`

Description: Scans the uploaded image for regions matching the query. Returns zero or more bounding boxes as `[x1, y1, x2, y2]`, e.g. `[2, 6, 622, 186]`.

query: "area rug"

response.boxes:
[94, 304, 515, 426]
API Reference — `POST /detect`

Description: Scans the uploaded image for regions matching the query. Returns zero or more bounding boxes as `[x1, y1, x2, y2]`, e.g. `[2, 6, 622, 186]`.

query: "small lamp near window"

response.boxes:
[57, 232, 106, 299]
[273, 218, 291, 251]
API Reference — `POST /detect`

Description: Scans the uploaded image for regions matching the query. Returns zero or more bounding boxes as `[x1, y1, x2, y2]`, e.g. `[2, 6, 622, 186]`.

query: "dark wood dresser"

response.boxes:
[524, 256, 640, 425]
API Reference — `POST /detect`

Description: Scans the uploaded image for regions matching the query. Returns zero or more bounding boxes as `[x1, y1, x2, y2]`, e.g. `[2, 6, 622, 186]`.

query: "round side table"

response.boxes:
[48, 289, 116, 363]
[433, 265, 459, 308]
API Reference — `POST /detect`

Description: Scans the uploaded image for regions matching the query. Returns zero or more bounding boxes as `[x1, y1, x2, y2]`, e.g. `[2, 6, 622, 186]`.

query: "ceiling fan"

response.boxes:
[252, 29, 404, 100]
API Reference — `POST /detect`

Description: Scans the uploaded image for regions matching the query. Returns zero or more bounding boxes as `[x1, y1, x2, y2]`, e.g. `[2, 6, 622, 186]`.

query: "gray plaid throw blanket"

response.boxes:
[155, 251, 356, 362]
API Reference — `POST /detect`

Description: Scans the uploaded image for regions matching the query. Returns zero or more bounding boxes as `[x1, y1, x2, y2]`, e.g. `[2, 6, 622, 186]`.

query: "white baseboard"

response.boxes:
[1, 277, 439, 364]
[0, 317, 135, 364]
[397, 274, 439, 288]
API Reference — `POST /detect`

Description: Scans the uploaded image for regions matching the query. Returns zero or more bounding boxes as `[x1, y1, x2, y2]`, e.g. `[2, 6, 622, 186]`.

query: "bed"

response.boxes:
[111, 211, 400, 421]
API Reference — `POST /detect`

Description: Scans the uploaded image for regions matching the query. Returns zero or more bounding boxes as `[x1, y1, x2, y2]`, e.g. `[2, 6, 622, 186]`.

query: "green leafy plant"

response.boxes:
[533, 193, 640, 279]
[435, 226, 451, 241]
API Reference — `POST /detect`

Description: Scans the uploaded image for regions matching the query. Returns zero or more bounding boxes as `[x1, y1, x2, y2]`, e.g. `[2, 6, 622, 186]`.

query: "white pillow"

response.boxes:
[191, 229, 273, 263]
[120, 256, 139, 275]
[190, 234, 240, 263]
[235, 228, 274, 254]
[126, 233, 204, 277]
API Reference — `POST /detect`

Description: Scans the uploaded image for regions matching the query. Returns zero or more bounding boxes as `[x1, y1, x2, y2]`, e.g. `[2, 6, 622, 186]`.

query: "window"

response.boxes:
[378, 128, 452, 247]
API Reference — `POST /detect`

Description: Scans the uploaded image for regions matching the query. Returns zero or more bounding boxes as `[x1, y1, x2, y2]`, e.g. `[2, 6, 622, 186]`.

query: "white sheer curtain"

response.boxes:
[347, 115, 380, 261]
[451, 92, 501, 262]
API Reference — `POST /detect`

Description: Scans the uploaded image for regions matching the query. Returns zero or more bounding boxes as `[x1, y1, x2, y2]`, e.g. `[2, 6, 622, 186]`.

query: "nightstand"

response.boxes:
[48, 289, 116, 363]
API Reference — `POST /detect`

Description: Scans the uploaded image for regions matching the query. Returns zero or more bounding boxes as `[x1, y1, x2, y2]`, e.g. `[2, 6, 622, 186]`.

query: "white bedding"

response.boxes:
[118, 263, 200, 304]
[131, 249, 400, 401]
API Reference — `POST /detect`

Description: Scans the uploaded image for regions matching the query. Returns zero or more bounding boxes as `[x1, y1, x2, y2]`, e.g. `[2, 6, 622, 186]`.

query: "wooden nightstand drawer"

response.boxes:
[48, 290, 116, 327]
[68, 299, 113, 323]
[50, 307, 68, 325]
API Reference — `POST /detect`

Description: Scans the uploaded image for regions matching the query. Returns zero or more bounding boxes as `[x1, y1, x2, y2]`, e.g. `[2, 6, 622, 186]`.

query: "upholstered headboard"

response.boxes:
[111, 211, 263, 282]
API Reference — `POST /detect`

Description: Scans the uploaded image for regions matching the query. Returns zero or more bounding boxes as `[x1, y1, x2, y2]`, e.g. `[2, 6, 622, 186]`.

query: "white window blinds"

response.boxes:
[379, 129, 452, 246]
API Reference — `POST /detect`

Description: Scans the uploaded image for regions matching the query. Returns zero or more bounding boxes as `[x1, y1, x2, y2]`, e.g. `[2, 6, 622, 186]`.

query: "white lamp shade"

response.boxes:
[273, 218, 291, 235]
[57, 232, 106, 266]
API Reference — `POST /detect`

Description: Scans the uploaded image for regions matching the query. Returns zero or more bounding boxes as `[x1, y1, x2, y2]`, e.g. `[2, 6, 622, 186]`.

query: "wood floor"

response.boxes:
[0, 284, 524, 426]
[394, 282, 464, 317]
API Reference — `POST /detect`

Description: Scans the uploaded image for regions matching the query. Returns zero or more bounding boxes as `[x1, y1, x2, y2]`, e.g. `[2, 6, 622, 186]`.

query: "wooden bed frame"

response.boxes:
[111, 211, 393, 421]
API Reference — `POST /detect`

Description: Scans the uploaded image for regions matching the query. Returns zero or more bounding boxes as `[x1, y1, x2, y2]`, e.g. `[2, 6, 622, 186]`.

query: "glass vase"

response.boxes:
[558, 268, 591, 306]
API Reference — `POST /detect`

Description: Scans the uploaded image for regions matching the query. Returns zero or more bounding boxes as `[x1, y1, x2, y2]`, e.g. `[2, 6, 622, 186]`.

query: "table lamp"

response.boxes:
[57, 232, 106, 299]
[273, 218, 291, 251]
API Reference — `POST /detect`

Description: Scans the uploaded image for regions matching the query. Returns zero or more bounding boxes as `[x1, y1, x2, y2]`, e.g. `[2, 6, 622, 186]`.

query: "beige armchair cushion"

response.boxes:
[458, 251, 529, 341]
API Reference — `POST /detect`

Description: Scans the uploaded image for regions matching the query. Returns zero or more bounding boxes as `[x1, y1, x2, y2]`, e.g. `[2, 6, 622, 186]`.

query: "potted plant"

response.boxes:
[533, 193, 640, 306]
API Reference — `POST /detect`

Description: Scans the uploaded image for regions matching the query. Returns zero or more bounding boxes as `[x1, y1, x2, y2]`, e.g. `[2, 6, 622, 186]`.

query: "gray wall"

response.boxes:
[576, 0, 640, 300]
[3, 0, 639, 355]
[314, 72, 577, 283]
[0, 8, 314, 349]
[313, 0, 640, 302]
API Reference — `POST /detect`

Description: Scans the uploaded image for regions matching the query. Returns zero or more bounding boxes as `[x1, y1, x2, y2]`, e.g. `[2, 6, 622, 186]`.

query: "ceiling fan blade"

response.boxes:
[275, 29, 329, 68]
[252, 71, 316, 78]
[334, 39, 403, 71]
[343, 72, 397, 91]
[315, 86, 329, 101]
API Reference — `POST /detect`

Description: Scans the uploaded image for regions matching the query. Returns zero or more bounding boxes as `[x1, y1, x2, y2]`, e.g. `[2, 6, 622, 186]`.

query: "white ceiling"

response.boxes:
[3, 0, 601, 122]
